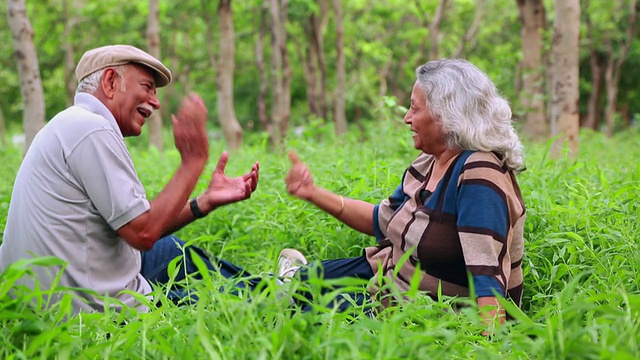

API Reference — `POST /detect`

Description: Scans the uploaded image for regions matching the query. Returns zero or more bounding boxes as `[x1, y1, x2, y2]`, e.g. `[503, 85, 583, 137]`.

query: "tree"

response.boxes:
[603, 0, 637, 136]
[266, 0, 291, 148]
[583, 0, 606, 130]
[147, 0, 164, 152]
[7, 0, 45, 153]
[292, 0, 329, 122]
[216, 0, 243, 150]
[550, 0, 580, 157]
[516, 0, 547, 140]
[333, 0, 346, 136]
[62, 0, 78, 106]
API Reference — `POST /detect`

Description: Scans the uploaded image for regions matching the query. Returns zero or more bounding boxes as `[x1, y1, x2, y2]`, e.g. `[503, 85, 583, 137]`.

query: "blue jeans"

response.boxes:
[141, 235, 375, 312]
[140, 235, 261, 304]
[296, 255, 375, 312]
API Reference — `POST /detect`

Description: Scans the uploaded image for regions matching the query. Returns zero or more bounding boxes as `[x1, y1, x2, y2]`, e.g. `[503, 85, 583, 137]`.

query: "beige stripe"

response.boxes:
[459, 232, 502, 267]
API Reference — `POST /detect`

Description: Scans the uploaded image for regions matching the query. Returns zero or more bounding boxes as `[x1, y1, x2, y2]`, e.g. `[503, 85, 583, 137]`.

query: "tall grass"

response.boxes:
[0, 120, 639, 359]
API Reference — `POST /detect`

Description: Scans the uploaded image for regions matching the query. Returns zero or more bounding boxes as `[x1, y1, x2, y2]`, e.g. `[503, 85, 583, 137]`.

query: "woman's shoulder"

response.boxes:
[464, 151, 504, 166]
[409, 152, 434, 172]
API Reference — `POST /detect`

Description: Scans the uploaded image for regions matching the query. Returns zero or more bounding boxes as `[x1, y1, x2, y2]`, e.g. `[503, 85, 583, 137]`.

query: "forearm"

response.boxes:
[477, 296, 506, 335]
[118, 160, 206, 250]
[309, 186, 375, 235]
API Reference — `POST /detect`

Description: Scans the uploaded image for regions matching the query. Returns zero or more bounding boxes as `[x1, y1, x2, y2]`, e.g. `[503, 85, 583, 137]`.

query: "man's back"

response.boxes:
[0, 94, 152, 313]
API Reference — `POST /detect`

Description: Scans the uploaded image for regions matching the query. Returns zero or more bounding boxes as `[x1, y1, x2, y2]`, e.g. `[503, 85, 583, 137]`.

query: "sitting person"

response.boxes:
[280, 58, 526, 332]
[0, 44, 260, 314]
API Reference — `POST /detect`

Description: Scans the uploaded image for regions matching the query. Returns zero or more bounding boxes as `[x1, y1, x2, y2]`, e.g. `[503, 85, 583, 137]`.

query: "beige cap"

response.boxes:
[75, 44, 172, 87]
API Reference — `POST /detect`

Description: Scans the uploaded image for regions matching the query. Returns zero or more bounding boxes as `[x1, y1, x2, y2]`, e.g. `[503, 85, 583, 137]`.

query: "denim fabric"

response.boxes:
[297, 255, 375, 312]
[140, 235, 260, 304]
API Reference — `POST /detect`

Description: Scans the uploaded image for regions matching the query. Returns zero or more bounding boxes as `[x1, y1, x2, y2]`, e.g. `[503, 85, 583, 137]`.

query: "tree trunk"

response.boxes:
[269, 0, 290, 147]
[585, 52, 605, 130]
[147, 0, 164, 152]
[255, 3, 271, 134]
[516, 0, 547, 140]
[7, 0, 46, 154]
[62, 0, 77, 106]
[550, 0, 580, 158]
[333, 0, 346, 136]
[603, 0, 637, 137]
[217, 0, 243, 150]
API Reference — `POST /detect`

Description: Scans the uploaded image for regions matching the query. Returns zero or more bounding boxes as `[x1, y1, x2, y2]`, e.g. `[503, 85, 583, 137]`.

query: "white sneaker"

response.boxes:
[277, 248, 308, 281]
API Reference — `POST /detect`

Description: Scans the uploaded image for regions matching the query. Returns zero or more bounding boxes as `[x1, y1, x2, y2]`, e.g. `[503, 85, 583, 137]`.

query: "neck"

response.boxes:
[432, 148, 462, 174]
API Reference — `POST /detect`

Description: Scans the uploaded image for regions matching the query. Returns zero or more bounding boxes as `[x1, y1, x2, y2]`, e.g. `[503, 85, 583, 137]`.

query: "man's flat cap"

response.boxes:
[75, 44, 172, 87]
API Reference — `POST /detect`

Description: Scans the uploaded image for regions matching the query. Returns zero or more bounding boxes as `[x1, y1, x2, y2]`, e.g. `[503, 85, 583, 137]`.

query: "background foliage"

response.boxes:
[1, 117, 639, 358]
[1, 0, 638, 137]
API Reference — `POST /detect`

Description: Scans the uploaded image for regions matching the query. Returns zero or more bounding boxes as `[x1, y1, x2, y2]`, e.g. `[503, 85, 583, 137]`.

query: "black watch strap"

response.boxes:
[190, 198, 207, 219]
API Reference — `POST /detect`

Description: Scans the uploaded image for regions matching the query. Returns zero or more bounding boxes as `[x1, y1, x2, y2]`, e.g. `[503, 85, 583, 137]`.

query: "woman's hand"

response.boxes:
[285, 151, 315, 201]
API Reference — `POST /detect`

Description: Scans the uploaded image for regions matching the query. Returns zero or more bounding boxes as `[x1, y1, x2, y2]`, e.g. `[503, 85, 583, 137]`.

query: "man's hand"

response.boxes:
[285, 151, 315, 201]
[199, 151, 259, 212]
[172, 93, 209, 165]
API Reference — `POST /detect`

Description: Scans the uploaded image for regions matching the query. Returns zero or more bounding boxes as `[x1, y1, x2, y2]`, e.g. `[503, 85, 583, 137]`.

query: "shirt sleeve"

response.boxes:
[66, 129, 150, 230]
[456, 165, 511, 298]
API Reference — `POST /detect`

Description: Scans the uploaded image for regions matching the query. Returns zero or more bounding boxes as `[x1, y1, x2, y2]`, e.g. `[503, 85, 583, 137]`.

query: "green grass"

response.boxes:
[0, 120, 639, 359]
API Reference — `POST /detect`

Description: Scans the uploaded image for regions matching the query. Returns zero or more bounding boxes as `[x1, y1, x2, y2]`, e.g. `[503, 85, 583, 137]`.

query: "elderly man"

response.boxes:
[0, 45, 259, 314]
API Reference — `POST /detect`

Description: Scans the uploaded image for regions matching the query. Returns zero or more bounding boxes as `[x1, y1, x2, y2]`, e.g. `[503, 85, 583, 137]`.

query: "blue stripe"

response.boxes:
[457, 184, 508, 237]
[439, 151, 474, 214]
[473, 275, 504, 297]
[373, 204, 384, 241]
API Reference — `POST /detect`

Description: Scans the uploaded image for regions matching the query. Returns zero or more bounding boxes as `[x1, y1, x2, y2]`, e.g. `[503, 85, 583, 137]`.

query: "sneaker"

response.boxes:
[277, 248, 308, 281]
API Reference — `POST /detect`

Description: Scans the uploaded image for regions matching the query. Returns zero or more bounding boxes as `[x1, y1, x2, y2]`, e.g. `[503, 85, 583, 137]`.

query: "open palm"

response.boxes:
[203, 151, 259, 209]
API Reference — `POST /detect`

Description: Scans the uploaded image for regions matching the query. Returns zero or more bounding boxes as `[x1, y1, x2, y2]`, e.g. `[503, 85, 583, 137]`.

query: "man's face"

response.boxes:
[111, 64, 160, 137]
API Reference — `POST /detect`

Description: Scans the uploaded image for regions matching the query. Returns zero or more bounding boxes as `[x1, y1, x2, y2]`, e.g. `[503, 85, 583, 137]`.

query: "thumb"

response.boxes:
[215, 151, 230, 172]
[288, 150, 301, 164]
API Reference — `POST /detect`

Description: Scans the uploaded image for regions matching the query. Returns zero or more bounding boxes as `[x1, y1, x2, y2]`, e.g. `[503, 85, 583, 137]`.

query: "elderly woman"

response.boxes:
[282, 58, 525, 330]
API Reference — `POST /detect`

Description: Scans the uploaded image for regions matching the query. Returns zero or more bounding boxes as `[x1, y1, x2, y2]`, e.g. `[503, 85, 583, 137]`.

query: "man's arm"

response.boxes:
[117, 94, 209, 251]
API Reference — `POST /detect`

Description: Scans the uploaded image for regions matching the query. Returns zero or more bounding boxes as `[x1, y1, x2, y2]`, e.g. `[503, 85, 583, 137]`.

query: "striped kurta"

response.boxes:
[366, 150, 525, 307]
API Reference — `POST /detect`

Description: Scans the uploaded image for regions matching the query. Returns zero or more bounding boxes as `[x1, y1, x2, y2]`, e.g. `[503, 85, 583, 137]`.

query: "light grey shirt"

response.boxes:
[0, 93, 152, 314]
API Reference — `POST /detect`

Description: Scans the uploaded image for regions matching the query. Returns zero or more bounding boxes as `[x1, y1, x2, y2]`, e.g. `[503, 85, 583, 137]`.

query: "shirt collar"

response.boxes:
[73, 92, 123, 138]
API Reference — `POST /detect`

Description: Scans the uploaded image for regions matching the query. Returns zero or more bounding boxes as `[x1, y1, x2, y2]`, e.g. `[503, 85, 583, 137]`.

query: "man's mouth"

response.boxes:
[137, 107, 152, 118]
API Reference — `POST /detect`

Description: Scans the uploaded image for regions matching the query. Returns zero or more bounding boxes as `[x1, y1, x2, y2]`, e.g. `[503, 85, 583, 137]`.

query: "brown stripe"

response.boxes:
[408, 166, 426, 182]
[463, 161, 507, 174]
[511, 258, 522, 269]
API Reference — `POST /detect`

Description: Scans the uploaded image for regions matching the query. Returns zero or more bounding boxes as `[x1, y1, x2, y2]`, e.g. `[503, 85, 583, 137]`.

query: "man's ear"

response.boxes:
[100, 68, 119, 99]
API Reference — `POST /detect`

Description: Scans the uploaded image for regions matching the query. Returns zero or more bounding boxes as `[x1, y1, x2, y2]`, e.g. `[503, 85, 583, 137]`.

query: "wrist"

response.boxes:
[190, 196, 209, 219]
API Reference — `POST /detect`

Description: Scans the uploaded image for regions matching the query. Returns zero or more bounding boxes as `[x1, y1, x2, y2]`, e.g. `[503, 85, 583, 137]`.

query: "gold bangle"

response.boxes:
[336, 196, 345, 217]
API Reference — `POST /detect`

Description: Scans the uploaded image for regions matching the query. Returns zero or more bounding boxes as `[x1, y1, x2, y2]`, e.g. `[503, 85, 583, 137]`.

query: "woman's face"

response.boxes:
[403, 82, 447, 155]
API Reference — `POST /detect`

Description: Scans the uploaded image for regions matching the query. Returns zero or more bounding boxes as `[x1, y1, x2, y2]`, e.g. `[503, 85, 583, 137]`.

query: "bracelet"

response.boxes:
[190, 198, 207, 219]
[336, 196, 345, 217]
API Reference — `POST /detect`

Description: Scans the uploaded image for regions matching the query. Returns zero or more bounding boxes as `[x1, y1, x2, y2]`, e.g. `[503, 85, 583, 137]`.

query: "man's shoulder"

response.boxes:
[48, 106, 117, 140]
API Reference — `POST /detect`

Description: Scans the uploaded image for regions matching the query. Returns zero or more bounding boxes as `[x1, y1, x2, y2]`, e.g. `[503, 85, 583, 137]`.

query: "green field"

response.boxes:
[1, 120, 639, 359]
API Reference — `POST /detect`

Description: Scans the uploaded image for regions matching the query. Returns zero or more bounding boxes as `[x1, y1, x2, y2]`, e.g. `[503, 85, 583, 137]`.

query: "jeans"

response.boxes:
[297, 255, 375, 312]
[140, 235, 261, 303]
[141, 235, 375, 313]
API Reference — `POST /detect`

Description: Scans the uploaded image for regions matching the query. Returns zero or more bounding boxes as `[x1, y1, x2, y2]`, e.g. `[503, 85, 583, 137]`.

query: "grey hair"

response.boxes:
[75, 65, 127, 95]
[415, 59, 525, 172]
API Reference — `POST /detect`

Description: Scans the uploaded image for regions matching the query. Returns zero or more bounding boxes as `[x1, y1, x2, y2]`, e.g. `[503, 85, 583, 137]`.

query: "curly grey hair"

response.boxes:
[76, 65, 127, 95]
[415, 59, 525, 172]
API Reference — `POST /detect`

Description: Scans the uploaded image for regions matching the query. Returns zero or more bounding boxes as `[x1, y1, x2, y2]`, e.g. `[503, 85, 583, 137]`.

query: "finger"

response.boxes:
[288, 150, 301, 164]
[250, 170, 258, 191]
[215, 151, 230, 173]
[171, 114, 178, 126]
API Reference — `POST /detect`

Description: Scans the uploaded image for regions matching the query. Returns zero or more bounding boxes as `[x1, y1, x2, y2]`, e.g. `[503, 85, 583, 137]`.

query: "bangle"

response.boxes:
[336, 196, 345, 217]
[190, 198, 207, 219]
